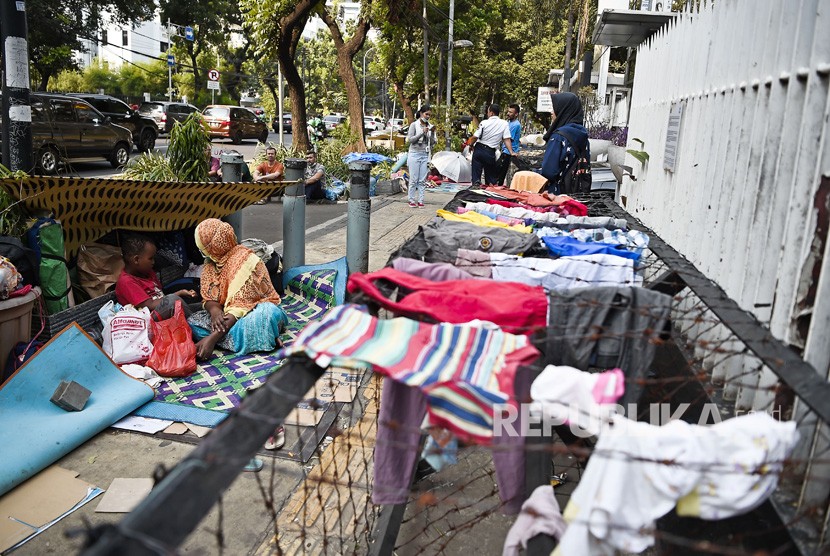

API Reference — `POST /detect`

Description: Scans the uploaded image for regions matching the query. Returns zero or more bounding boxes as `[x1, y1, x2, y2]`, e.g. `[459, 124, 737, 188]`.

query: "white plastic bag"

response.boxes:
[102, 305, 153, 364]
[97, 299, 121, 328]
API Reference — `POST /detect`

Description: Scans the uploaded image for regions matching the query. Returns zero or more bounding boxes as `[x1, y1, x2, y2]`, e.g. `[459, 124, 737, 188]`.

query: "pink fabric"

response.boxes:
[592, 368, 625, 404]
[457, 206, 527, 227]
[502, 486, 566, 555]
[487, 199, 560, 213]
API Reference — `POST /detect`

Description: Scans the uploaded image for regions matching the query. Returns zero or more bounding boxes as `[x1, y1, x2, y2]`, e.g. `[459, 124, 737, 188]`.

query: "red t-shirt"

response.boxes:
[115, 270, 164, 307]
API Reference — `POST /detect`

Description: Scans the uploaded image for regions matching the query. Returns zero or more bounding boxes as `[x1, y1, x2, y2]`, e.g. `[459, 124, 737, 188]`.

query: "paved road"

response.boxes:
[56, 130, 294, 179]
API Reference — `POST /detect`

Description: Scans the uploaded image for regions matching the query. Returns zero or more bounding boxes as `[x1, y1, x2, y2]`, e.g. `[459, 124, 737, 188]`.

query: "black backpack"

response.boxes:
[555, 128, 592, 195]
[0, 236, 40, 287]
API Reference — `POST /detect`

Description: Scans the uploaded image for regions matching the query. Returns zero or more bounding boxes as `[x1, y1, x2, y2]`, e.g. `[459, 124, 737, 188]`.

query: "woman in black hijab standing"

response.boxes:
[540, 92, 590, 194]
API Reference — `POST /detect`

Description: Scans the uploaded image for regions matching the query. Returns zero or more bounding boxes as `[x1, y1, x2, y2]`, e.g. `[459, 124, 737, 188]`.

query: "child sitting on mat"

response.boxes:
[115, 234, 197, 319]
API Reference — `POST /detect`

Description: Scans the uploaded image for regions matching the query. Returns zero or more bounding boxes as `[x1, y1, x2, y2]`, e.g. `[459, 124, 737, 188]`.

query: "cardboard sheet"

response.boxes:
[284, 399, 331, 427]
[0, 466, 102, 553]
[95, 478, 153, 513]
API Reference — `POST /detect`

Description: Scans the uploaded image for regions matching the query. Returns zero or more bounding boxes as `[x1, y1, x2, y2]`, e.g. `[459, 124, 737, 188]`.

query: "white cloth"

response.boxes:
[474, 116, 511, 148]
[120, 363, 165, 388]
[454, 250, 638, 291]
[465, 201, 565, 224]
[530, 366, 624, 436]
[502, 486, 566, 556]
[556, 412, 799, 555]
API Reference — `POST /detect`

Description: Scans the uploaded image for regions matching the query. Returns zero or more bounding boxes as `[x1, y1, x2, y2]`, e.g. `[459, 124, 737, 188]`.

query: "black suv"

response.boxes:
[0, 92, 133, 174]
[138, 101, 199, 134]
[67, 94, 158, 152]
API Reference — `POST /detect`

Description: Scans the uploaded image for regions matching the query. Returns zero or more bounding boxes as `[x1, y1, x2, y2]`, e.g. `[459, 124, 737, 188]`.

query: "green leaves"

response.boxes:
[626, 139, 650, 165]
[167, 113, 212, 182]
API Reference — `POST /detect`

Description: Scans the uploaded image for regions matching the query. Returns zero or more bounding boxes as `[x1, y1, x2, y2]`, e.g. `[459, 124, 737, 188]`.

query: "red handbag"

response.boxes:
[347, 267, 548, 335]
[147, 300, 197, 378]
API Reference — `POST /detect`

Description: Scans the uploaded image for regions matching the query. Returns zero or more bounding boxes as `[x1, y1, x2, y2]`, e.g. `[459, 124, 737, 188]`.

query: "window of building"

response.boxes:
[122, 30, 128, 47]
[102, 30, 108, 45]
[160, 41, 168, 52]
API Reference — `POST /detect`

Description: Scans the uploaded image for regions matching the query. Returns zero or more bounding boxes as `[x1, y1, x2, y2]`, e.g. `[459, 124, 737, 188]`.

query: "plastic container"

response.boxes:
[0, 287, 41, 366]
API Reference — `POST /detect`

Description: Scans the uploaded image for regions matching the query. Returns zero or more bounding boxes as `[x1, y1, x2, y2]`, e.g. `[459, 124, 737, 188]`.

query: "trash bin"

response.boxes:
[0, 287, 41, 367]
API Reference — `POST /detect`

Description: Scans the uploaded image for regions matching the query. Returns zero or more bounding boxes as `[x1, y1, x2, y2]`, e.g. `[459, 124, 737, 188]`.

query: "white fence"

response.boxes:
[620, 0, 830, 547]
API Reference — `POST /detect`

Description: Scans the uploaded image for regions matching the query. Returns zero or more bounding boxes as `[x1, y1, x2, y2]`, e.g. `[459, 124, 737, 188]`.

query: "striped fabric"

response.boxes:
[279, 304, 540, 443]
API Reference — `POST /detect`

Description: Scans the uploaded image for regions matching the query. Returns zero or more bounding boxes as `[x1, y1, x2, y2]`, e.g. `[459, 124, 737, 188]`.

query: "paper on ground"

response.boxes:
[95, 478, 153, 513]
[111, 415, 174, 434]
[0, 466, 103, 552]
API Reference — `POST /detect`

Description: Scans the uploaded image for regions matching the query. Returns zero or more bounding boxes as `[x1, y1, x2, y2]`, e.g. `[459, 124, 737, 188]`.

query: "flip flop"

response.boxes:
[264, 426, 286, 450]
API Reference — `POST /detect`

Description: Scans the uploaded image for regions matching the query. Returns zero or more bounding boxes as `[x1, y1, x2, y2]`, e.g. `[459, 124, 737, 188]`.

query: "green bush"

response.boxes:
[168, 113, 212, 182]
[122, 151, 178, 181]
[0, 163, 28, 237]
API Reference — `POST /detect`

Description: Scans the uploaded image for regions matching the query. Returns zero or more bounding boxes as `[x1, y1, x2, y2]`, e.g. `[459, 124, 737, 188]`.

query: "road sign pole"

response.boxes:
[0, 0, 34, 172]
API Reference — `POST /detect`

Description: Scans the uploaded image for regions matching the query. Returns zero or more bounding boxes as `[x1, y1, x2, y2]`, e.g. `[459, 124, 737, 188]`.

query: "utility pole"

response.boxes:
[444, 0, 455, 147]
[423, 0, 429, 104]
[167, 19, 173, 101]
[0, 0, 34, 172]
[277, 64, 284, 145]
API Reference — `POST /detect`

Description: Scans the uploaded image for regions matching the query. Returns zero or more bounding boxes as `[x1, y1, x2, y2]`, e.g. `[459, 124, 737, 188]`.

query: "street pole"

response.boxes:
[0, 0, 34, 172]
[362, 47, 374, 114]
[444, 0, 455, 148]
[167, 19, 173, 102]
[277, 65, 284, 145]
[423, 0, 429, 104]
[282, 159, 307, 270]
[347, 162, 371, 274]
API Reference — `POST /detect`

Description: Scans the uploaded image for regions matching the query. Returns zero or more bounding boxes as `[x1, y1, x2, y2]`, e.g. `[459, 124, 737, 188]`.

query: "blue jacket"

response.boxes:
[540, 123, 589, 189]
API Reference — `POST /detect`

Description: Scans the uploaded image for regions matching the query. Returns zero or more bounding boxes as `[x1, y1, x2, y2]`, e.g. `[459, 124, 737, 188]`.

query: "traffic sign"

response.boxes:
[207, 81, 220, 91]
[207, 68, 220, 82]
[167, 54, 175, 67]
[184, 26, 194, 41]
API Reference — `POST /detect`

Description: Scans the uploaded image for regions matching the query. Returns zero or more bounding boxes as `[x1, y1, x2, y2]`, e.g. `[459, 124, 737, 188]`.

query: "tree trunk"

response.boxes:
[37, 70, 50, 92]
[562, 1, 574, 92]
[393, 81, 415, 124]
[320, 1, 373, 153]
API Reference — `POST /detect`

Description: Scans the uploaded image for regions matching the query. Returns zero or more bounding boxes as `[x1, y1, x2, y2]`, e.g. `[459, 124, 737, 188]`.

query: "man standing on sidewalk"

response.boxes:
[496, 104, 522, 186]
[464, 104, 516, 187]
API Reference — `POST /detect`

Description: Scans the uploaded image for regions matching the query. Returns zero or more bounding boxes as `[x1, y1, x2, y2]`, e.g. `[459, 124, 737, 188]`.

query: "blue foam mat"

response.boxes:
[133, 401, 228, 427]
[0, 324, 155, 496]
[282, 256, 348, 306]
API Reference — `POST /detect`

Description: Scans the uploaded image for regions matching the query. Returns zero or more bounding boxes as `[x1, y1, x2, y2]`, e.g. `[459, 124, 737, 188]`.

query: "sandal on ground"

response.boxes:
[264, 426, 285, 450]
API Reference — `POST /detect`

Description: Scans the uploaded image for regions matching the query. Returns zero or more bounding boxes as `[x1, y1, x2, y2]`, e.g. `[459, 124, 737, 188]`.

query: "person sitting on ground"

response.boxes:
[115, 234, 196, 319]
[303, 150, 328, 201]
[206, 146, 221, 182]
[253, 146, 284, 204]
[187, 218, 287, 361]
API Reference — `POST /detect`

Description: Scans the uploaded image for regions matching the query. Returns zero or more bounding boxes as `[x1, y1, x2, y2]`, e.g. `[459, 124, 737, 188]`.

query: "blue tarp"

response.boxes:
[342, 153, 392, 165]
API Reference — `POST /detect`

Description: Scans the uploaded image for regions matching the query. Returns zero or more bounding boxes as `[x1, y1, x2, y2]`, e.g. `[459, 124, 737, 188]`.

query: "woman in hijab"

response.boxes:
[540, 92, 590, 194]
[188, 218, 287, 361]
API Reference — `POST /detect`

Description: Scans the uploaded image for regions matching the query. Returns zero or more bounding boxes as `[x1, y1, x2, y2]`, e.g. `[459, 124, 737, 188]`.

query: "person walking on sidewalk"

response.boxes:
[406, 105, 436, 208]
[464, 104, 516, 187]
[496, 104, 522, 186]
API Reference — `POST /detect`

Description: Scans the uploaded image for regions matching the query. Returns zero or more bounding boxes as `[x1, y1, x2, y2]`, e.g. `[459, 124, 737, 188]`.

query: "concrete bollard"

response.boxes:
[347, 161, 371, 274]
[282, 158, 307, 270]
[220, 152, 246, 240]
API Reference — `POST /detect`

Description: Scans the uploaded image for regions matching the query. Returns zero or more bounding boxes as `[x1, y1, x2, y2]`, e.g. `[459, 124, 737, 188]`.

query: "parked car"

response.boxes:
[272, 113, 292, 134]
[202, 105, 269, 144]
[67, 93, 158, 152]
[388, 118, 406, 132]
[363, 116, 382, 132]
[323, 114, 347, 132]
[0, 92, 132, 174]
[138, 101, 199, 134]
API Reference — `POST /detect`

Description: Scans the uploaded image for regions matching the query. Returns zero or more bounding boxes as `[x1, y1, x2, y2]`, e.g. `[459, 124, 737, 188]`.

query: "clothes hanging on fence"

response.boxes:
[541, 236, 642, 263]
[487, 198, 561, 213]
[422, 219, 543, 261]
[502, 486, 567, 556]
[544, 286, 672, 407]
[482, 186, 575, 208]
[556, 412, 799, 555]
[279, 304, 540, 443]
[456, 207, 531, 228]
[373, 365, 531, 513]
[536, 215, 629, 231]
[454, 250, 638, 291]
[390, 257, 477, 282]
[529, 366, 625, 437]
[436, 209, 533, 233]
[347, 267, 549, 335]
[466, 201, 577, 224]
[537, 227, 651, 256]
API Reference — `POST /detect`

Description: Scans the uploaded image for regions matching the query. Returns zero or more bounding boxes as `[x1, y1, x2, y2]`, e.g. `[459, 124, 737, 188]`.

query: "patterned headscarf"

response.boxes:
[195, 219, 281, 319]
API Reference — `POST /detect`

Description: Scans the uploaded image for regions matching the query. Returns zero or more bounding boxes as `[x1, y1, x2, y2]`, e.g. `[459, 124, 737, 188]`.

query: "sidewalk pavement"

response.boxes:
[16, 190, 454, 556]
